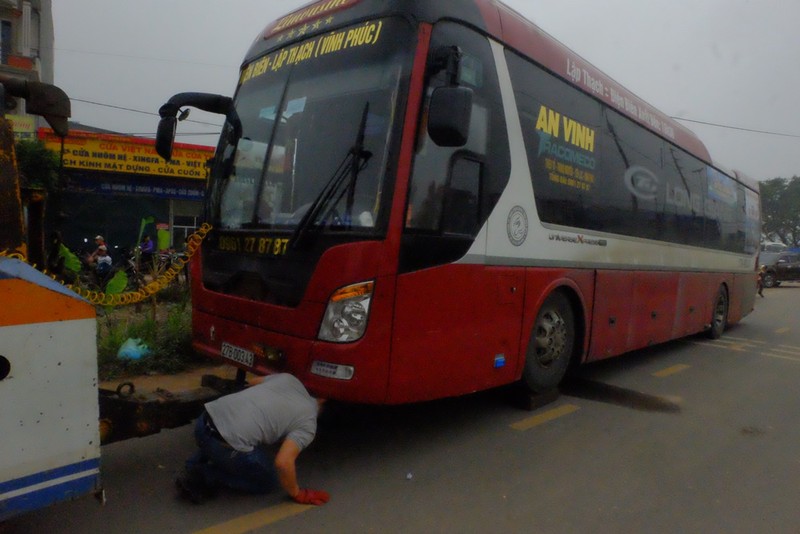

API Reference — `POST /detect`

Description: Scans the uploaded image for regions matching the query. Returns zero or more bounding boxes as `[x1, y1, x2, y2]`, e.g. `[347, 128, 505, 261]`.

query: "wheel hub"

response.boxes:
[534, 310, 567, 367]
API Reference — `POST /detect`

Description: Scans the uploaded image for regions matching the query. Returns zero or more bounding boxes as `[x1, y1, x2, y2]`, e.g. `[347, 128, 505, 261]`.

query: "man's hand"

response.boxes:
[293, 488, 330, 505]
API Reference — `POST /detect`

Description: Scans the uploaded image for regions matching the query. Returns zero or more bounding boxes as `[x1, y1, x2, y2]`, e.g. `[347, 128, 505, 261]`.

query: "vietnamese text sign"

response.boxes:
[39, 129, 214, 180]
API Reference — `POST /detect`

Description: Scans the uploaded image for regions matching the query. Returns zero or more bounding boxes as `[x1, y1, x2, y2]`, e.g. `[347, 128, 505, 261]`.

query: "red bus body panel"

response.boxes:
[388, 265, 525, 403]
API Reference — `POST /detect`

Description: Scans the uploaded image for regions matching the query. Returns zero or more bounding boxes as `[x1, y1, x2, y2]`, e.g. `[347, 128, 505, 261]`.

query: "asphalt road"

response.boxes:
[6, 283, 800, 533]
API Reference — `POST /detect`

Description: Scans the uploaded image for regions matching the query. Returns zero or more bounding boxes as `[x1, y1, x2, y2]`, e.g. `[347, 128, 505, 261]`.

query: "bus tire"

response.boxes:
[708, 285, 728, 339]
[522, 292, 575, 394]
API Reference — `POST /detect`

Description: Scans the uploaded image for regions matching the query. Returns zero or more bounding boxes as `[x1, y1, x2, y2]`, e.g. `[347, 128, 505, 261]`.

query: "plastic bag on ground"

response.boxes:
[117, 338, 151, 360]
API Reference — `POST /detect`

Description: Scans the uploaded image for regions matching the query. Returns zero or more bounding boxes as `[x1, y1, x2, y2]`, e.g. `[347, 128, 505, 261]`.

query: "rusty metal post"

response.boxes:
[0, 119, 25, 257]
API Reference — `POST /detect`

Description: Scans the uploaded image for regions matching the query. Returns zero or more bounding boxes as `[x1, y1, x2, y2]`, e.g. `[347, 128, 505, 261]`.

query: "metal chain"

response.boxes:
[1, 223, 212, 307]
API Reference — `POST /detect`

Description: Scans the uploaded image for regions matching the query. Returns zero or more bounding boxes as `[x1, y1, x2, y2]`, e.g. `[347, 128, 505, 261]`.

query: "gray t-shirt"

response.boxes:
[205, 373, 318, 452]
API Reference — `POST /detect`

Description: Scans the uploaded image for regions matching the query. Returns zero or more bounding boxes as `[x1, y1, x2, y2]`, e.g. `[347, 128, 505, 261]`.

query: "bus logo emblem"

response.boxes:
[624, 165, 659, 201]
[507, 206, 529, 247]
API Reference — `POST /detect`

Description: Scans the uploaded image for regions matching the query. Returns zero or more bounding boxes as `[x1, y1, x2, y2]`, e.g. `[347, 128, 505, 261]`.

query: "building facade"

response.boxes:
[3, 1, 213, 262]
[1, 0, 54, 139]
[40, 127, 213, 257]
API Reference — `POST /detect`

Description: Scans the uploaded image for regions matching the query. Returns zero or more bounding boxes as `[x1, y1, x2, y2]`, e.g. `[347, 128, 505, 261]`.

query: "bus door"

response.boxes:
[387, 22, 517, 402]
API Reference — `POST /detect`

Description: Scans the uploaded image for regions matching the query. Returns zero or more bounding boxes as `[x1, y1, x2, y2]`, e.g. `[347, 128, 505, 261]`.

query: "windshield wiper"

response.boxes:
[291, 102, 372, 248]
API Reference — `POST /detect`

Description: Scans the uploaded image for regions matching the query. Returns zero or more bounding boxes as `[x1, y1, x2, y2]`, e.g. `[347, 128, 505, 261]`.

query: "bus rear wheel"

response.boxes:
[708, 285, 728, 339]
[522, 292, 575, 394]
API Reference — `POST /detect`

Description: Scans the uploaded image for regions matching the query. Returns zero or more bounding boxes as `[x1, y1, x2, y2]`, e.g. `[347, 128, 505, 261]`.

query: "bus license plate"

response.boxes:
[221, 342, 254, 367]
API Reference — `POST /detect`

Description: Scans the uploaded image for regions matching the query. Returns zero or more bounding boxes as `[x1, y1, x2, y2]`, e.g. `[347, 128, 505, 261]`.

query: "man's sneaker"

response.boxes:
[175, 469, 207, 504]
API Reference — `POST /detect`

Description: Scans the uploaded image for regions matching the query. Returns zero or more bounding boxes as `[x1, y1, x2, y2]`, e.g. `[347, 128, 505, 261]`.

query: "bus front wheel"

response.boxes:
[522, 292, 575, 394]
[708, 286, 729, 339]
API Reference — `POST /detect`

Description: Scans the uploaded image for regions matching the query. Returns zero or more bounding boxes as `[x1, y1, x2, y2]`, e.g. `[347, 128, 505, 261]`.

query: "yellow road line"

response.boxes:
[778, 344, 800, 351]
[775, 327, 791, 334]
[652, 364, 690, 378]
[194, 502, 310, 534]
[511, 404, 580, 431]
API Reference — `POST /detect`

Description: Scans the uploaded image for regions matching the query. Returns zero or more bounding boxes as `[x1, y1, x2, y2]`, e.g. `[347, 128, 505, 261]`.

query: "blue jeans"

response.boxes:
[186, 412, 279, 494]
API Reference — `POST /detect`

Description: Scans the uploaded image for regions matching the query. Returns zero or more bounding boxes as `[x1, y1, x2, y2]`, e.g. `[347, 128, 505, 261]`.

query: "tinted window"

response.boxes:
[505, 51, 600, 231]
[209, 18, 412, 236]
[400, 22, 510, 272]
[442, 156, 482, 236]
[505, 49, 754, 254]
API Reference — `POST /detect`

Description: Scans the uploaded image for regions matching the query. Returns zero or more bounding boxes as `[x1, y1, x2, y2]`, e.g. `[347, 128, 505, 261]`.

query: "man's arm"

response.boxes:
[274, 438, 330, 505]
[274, 438, 302, 498]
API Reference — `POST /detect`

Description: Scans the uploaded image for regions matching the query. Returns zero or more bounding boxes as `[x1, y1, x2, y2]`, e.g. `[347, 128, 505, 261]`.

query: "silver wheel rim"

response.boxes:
[534, 309, 567, 368]
[713, 295, 726, 328]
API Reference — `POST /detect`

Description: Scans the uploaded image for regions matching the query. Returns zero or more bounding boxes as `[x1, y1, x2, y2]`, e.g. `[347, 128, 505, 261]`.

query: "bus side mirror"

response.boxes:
[156, 116, 177, 161]
[155, 93, 235, 161]
[428, 86, 472, 147]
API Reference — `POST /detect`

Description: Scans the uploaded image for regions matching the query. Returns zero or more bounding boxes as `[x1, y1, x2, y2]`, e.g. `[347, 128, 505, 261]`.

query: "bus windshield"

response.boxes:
[209, 18, 411, 237]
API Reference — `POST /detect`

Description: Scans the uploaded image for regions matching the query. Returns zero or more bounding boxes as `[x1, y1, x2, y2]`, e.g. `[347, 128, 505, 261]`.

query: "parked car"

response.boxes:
[760, 241, 788, 267]
[760, 251, 783, 267]
[762, 241, 788, 253]
[762, 252, 800, 288]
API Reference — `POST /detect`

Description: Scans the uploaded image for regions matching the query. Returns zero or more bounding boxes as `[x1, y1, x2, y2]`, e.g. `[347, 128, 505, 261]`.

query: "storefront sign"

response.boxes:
[39, 128, 215, 180]
[70, 175, 205, 200]
[8, 114, 36, 140]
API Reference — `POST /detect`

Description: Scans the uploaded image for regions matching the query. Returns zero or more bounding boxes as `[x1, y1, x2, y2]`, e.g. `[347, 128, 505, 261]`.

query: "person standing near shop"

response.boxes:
[94, 245, 112, 278]
[176, 373, 329, 506]
[86, 235, 106, 265]
[139, 234, 156, 267]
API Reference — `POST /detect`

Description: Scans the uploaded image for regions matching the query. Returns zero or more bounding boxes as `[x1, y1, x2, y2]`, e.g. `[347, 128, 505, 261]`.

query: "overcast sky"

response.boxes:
[52, 0, 800, 181]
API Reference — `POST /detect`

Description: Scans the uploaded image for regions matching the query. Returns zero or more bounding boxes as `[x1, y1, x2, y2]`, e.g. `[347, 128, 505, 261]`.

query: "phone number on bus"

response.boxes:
[216, 235, 291, 256]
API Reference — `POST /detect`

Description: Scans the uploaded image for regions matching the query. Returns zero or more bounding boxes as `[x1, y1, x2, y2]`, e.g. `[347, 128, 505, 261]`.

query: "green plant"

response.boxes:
[15, 139, 60, 191]
[96, 302, 205, 380]
[148, 304, 194, 373]
[97, 316, 129, 371]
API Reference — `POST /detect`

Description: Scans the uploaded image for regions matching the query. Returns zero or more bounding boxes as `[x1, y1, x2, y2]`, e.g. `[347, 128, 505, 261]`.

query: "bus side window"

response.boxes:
[400, 22, 509, 273]
[442, 157, 481, 235]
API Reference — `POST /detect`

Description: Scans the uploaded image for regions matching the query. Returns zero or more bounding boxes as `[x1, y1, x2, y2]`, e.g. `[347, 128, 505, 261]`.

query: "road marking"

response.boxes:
[652, 364, 690, 378]
[710, 339, 755, 350]
[726, 343, 749, 352]
[723, 336, 767, 344]
[761, 352, 800, 363]
[510, 404, 580, 431]
[691, 341, 739, 351]
[692, 340, 758, 352]
[695, 339, 800, 363]
[193, 502, 310, 534]
[775, 327, 791, 334]
[767, 347, 800, 357]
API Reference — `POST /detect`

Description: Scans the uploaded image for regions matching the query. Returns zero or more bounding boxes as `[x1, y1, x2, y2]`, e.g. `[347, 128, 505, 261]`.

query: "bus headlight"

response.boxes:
[318, 281, 374, 343]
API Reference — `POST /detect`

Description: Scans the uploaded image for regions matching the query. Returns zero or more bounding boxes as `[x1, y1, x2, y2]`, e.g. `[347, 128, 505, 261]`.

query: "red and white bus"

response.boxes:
[156, 0, 761, 403]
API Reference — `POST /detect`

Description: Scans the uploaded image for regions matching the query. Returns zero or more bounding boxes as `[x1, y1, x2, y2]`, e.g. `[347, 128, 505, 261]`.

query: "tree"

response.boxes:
[15, 139, 61, 192]
[760, 176, 800, 247]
